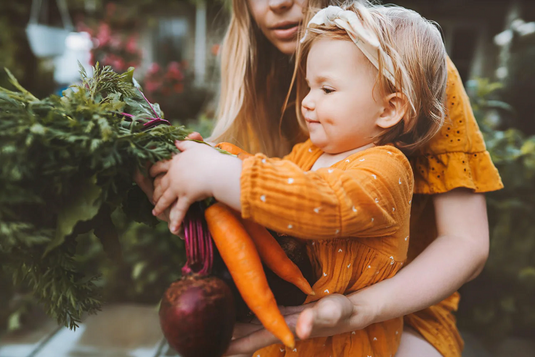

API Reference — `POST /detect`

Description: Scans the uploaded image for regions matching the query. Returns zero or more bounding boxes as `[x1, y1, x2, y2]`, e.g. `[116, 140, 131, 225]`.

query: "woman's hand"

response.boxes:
[225, 293, 376, 355]
[133, 166, 171, 222]
[132, 132, 204, 223]
[225, 304, 309, 355]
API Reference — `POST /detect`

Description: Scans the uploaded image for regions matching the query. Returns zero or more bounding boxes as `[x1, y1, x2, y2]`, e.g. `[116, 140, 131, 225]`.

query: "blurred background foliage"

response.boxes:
[0, 0, 534, 350]
[458, 76, 535, 345]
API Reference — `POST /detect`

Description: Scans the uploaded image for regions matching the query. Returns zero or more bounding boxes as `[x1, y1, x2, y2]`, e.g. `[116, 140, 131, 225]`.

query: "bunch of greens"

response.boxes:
[0, 64, 191, 329]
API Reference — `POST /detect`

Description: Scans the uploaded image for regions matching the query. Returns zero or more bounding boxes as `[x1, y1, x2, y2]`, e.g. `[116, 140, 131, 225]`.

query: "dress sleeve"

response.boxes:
[409, 57, 503, 194]
[240, 147, 413, 240]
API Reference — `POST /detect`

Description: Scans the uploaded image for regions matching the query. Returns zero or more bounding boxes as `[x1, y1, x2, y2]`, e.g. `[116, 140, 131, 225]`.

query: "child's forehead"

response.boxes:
[306, 38, 375, 77]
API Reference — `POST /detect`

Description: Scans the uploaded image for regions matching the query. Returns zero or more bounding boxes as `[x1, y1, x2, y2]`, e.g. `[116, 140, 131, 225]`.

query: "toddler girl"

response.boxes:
[152, 2, 447, 356]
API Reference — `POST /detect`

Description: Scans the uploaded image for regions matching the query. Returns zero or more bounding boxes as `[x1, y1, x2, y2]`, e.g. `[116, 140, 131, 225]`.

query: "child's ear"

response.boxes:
[376, 93, 409, 129]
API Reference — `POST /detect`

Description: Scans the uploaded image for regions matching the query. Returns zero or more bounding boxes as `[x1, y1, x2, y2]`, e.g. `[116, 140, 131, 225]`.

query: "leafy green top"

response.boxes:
[0, 64, 191, 329]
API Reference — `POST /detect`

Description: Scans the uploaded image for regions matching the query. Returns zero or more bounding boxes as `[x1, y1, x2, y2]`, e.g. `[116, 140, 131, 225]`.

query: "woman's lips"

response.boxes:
[271, 23, 299, 41]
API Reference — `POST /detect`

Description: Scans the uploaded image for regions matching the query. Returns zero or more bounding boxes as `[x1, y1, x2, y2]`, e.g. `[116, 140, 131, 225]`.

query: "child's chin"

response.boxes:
[310, 138, 327, 150]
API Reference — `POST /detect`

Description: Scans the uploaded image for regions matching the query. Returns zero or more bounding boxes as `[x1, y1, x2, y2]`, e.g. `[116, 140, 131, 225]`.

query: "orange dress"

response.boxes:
[241, 143, 414, 357]
[402, 58, 503, 357]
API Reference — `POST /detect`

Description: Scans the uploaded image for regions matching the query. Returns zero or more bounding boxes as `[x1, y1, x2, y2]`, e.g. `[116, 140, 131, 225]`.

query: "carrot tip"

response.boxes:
[309, 291, 316, 296]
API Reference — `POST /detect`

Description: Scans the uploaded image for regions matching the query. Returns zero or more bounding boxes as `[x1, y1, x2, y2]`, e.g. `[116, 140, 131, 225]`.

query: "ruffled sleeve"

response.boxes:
[409, 57, 503, 194]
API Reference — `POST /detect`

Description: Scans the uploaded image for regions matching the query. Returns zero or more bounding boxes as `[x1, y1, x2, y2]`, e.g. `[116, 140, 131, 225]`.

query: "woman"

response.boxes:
[138, 1, 503, 356]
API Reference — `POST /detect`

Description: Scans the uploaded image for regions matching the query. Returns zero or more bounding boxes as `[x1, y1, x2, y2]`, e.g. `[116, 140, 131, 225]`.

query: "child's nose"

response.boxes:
[301, 93, 315, 111]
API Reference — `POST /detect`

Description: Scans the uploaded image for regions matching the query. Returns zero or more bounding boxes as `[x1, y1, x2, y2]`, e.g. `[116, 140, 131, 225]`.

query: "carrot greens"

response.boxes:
[0, 64, 190, 329]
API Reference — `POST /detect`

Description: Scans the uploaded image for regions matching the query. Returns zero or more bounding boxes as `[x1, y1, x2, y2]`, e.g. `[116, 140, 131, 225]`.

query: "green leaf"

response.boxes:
[8, 311, 21, 331]
[45, 176, 102, 255]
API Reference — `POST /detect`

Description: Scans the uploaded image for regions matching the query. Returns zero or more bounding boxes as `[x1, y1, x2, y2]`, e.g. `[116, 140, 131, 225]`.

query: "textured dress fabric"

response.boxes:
[402, 58, 503, 357]
[241, 142, 414, 357]
[234, 56, 502, 357]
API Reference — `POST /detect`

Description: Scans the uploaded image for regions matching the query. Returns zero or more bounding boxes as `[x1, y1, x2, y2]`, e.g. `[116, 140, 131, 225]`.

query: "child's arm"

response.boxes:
[150, 140, 309, 231]
[238, 146, 412, 240]
[152, 142, 411, 239]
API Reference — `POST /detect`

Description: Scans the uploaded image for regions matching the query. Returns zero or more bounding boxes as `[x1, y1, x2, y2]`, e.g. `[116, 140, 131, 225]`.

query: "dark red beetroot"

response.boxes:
[159, 203, 236, 357]
[159, 275, 235, 357]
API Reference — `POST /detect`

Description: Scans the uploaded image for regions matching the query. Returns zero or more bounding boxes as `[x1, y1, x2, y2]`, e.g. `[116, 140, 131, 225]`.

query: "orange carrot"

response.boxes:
[229, 210, 315, 296]
[215, 142, 252, 159]
[204, 203, 295, 349]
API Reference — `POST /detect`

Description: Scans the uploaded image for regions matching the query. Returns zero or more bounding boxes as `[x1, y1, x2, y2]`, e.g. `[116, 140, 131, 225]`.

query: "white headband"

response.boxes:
[301, 5, 397, 86]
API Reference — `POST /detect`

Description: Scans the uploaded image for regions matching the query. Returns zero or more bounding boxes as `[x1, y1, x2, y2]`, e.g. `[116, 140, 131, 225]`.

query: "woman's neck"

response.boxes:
[310, 143, 375, 171]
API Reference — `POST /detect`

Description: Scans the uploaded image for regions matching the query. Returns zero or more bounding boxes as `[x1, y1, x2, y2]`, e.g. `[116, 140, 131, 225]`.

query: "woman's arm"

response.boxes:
[367, 188, 489, 322]
[226, 188, 490, 354]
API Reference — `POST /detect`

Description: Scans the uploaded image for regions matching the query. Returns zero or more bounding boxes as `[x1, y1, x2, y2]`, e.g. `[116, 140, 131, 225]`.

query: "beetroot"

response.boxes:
[159, 203, 236, 357]
[159, 275, 235, 357]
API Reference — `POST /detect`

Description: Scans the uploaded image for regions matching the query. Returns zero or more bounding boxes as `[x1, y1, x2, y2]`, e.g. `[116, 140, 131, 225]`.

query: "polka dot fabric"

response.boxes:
[410, 57, 503, 195]
[241, 142, 413, 356]
[404, 57, 503, 357]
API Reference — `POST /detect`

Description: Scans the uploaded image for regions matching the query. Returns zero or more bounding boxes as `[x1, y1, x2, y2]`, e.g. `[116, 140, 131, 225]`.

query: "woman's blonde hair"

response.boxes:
[294, 1, 447, 152]
[209, 0, 331, 157]
[209, 1, 299, 156]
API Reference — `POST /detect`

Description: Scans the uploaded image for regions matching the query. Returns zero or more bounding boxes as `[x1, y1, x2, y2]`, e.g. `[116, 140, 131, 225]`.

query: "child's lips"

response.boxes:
[306, 118, 320, 125]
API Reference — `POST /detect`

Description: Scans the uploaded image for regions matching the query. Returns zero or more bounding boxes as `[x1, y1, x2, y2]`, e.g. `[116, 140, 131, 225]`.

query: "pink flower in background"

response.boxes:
[166, 62, 184, 81]
[126, 36, 139, 54]
[109, 35, 122, 51]
[96, 23, 112, 47]
[143, 61, 187, 98]
[114, 58, 126, 71]
[148, 63, 161, 75]
[85, 1, 142, 71]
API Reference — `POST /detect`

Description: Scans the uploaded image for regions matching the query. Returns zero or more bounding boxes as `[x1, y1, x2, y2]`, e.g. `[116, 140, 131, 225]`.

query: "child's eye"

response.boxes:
[322, 87, 334, 94]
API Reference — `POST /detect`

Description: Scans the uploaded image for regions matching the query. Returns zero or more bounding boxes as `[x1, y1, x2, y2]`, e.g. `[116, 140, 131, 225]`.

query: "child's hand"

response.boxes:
[152, 140, 242, 234]
[152, 140, 218, 231]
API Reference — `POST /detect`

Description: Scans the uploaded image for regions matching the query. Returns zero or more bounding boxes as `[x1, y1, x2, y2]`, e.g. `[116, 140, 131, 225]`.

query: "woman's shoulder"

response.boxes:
[408, 57, 503, 194]
[415, 57, 486, 157]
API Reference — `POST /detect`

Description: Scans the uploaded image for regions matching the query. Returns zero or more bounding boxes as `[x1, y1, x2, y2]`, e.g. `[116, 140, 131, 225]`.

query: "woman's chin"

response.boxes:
[273, 40, 298, 55]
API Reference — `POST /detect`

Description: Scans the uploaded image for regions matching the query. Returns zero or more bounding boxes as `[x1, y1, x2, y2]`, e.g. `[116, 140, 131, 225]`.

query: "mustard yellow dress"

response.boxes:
[234, 57, 502, 357]
[241, 144, 414, 357]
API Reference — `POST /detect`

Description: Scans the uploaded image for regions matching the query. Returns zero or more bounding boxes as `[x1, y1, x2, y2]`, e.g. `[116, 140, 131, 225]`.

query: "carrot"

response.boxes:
[216, 143, 312, 295]
[204, 203, 295, 349]
[215, 142, 252, 159]
[229, 210, 315, 296]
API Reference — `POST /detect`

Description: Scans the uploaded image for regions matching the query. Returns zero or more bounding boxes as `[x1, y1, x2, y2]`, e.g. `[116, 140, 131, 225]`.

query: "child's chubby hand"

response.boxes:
[151, 140, 241, 233]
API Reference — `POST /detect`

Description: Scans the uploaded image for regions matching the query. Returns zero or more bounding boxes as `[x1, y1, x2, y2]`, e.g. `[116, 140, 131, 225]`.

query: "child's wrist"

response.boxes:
[210, 155, 243, 211]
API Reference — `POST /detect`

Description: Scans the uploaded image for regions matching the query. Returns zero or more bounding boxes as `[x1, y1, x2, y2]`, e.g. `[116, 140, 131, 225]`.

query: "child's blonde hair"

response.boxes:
[295, 1, 447, 152]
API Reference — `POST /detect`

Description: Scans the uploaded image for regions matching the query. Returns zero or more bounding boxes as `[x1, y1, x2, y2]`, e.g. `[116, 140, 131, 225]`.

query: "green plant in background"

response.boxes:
[501, 34, 535, 135]
[458, 78, 535, 345]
